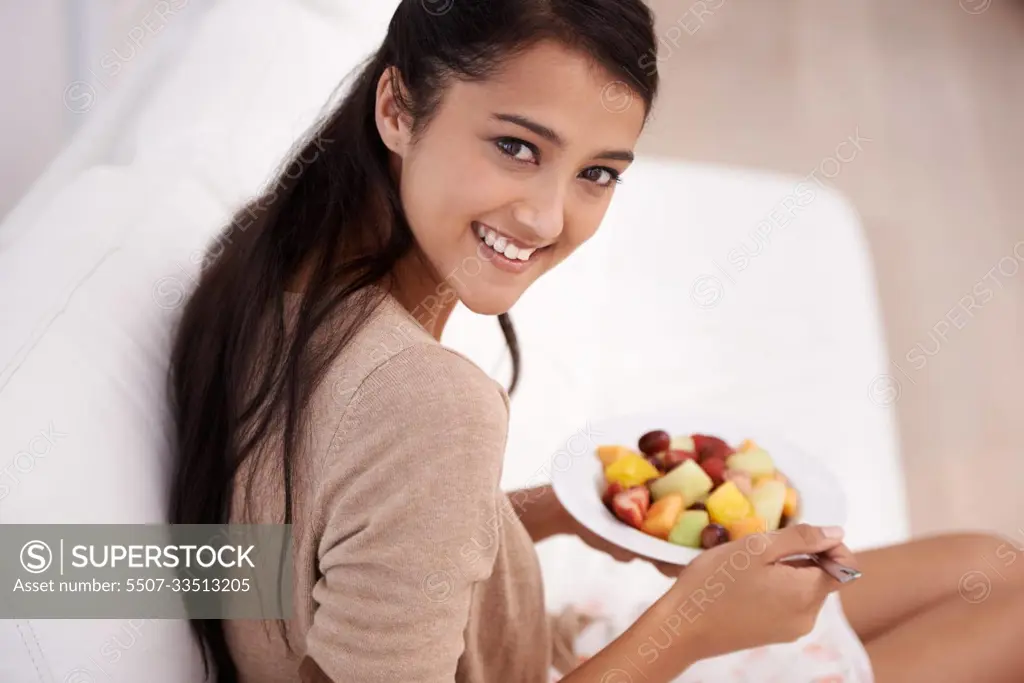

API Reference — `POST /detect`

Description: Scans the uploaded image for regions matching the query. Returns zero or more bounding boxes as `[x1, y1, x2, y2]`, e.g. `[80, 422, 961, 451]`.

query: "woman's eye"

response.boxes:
[496, 138, 537, 164]
[581, 166, 622, 188]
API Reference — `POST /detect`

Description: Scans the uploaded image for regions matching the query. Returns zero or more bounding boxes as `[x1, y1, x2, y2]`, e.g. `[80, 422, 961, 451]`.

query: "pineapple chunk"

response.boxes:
[705, 481, 754, 526]
[597, 445, 634, 469]
[604, 453, 660, 488]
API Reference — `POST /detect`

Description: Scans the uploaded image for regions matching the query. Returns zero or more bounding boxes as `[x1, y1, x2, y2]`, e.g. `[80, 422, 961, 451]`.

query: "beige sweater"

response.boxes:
[225, 289, 552, 682]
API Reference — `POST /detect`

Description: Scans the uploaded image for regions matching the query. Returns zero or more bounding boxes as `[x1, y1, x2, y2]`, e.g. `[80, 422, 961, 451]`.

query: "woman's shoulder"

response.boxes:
[336, 293, 507, 406]
[303, 295, 511, 516]
[306, 291, 511, 460]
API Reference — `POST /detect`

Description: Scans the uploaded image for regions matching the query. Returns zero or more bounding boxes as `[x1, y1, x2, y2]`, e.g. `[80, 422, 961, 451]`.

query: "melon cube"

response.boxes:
[641, 493, 686, 539]
[726, 515, 766, 540]
[669, 435, 696, 452]
[648, 459, 713, 504]
[726, 449, 776, 478]
[748, 480, 787, 532]
[668, 510, 710, 548]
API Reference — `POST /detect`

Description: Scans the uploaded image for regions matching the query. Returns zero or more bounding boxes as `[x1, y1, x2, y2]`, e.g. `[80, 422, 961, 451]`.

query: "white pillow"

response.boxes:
[0, 168, 225, 683]
[0, 2, 399, 681]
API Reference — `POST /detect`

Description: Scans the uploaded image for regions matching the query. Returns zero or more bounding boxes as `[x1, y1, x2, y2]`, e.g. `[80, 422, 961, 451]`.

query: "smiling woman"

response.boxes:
[167, 2, 662, 681]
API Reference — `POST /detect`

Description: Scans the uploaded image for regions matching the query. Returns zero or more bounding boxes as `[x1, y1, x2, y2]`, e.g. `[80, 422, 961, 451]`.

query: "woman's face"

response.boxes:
[378, 40, 647, 317]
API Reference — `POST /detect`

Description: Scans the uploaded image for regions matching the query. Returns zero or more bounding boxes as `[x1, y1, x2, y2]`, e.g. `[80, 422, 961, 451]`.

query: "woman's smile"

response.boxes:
[473, 221, 547, 273]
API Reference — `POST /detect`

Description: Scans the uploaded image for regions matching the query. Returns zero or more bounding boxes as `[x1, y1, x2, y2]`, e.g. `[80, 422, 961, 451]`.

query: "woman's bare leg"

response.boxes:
[839, 532, 1024, 682]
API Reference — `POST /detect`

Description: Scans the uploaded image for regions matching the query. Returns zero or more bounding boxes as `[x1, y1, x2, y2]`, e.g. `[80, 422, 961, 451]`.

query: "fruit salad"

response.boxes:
[597, 431, 800, 550]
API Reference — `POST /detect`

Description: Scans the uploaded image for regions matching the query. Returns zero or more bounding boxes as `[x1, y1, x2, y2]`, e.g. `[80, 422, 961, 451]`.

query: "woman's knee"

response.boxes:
[942, 531, 1024, 590]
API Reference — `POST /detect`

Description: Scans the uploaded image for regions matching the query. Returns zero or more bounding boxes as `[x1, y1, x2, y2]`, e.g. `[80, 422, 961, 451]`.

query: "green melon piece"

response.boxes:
[725, 449, 776, 477]
[649, 459, 713, 504]
[668, 510, 710, 548]
[749, 480, 787, 531]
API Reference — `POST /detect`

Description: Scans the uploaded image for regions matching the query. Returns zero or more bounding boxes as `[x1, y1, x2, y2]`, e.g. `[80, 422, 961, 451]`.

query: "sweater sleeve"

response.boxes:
[304, 343, 510, 682]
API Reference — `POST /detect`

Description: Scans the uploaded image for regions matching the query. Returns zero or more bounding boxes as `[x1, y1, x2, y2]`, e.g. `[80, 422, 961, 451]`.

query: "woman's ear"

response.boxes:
[375, 67, 412, 156]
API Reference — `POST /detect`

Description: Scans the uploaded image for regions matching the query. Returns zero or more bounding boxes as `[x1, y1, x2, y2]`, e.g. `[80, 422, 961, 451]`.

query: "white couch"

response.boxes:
[0, 1, 908, 680]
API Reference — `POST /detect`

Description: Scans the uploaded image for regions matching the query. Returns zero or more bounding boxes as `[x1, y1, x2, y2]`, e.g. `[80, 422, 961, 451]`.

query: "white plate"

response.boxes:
[550, 412, 848, 565]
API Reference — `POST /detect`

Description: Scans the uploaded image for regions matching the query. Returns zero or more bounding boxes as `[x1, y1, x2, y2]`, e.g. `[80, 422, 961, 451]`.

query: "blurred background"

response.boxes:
[5, 0, 1022, 537]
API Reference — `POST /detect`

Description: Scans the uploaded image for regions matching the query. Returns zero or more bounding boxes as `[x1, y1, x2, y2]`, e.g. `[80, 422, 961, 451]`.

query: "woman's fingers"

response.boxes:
[821, 541, 858, 567]
[656, 561, 685, 577]
[761, 524, 847, 564]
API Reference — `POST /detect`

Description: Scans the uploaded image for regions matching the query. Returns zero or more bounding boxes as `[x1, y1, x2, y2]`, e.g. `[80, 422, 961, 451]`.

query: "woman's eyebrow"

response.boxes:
[491, 112, 635, 163]
[493, 113, 564, 145]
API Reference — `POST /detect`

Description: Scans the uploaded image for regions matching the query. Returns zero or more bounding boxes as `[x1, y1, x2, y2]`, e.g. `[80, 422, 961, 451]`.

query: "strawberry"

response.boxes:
[601, 481, 626, 509]
[611, 486, 650, 529]
[700, 457, 727, 487]
[692, 434, 735, 462]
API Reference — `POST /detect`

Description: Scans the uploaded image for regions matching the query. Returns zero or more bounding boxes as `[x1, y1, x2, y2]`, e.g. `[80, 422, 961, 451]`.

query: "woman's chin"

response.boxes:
[457, 290, 522, 317]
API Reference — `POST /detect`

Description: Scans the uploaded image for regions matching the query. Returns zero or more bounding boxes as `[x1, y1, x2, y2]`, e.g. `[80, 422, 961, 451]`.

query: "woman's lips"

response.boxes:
[474, 222, 538, 261]
[471, 223, 545, 274]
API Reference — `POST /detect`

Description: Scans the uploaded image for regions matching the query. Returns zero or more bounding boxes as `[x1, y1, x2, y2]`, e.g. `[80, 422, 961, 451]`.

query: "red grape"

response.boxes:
[692, 434, 735, 462]
[701, 523, 730, 549]
[638, 430, 671, 456]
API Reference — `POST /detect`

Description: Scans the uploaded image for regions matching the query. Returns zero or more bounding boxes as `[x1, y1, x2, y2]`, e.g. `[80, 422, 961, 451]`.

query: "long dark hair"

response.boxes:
[167, 1, 659, 680]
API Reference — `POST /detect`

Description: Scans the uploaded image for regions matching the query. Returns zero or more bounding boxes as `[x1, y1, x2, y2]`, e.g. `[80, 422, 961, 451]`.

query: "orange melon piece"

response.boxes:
[783, 487, 800, 518]
[727, 515, 767, 540]
[641, 493, 686, 539]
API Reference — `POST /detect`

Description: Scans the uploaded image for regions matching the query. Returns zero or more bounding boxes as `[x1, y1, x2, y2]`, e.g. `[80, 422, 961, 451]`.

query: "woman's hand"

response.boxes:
[563, 505, 684, 578]
[563, 523, 858, 682]
[659, 523, 857, 660]
[508, 484, 684, 577]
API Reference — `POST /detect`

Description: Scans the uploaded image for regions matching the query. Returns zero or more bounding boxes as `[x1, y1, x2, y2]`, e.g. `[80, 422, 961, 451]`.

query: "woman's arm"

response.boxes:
[557, 596, 701, 683]
[509, 484, 679, 574]
[508, 484, 569, 542]
[303, 346, 512, 682]
[300, 597, 702, 683]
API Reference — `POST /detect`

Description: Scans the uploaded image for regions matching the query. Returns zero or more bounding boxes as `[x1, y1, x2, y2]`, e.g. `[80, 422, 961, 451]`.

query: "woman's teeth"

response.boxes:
[475, 224, 536, 261]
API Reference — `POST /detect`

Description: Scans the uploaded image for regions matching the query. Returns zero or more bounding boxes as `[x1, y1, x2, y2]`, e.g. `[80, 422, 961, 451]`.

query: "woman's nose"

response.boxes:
[511, 189, 565, 243]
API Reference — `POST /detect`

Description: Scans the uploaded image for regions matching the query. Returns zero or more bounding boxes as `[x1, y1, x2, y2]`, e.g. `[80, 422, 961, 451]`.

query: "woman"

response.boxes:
[168, 1, 1024, 682]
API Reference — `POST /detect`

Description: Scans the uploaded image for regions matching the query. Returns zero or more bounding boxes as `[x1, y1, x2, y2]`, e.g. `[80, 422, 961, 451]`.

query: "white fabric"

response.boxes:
[0, 0, 906, 681]
[566, 594, 873, 683]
